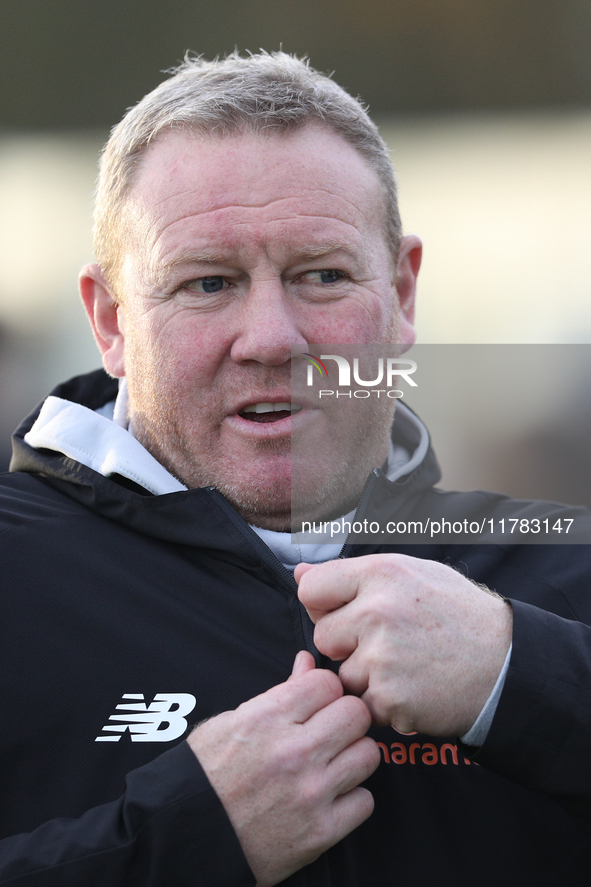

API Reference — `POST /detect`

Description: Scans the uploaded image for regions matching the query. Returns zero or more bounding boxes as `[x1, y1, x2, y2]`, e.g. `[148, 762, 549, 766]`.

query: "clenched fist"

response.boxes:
[188, 655, 380, 886]
[295, 553, 512, 737]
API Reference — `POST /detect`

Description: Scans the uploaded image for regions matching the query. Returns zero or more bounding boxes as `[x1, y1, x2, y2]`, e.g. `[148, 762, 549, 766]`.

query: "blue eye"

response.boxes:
[318, 270, 342, 284]
[303, 269, 345, 284]
[198, 276, 225, 293]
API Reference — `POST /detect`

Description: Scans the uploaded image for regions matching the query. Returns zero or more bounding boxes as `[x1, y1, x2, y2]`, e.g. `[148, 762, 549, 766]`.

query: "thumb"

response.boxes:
[290, 650, 316, 678]
[294, 562, 315, 585]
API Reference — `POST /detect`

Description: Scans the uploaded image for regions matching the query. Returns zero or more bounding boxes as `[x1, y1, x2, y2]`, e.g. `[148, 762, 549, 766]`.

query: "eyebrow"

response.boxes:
[289, 241, 357, 261]
[150, 251, 230, 288]
[151, 240, 359, 287]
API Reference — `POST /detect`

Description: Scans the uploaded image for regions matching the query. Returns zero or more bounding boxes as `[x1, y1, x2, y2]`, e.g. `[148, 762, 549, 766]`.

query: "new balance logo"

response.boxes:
[95, 693, 197, 742]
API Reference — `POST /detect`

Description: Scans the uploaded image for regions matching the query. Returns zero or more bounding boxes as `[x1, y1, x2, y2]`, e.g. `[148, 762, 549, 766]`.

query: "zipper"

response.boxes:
[205, 484, 380, 887]
[338, 467, 382, 559]
[205, 487, 318, 657]
[206, 467, 383, 654]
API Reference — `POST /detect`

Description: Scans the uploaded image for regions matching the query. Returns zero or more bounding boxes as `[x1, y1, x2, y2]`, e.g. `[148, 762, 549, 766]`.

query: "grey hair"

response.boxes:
[94, 50, 402, 288]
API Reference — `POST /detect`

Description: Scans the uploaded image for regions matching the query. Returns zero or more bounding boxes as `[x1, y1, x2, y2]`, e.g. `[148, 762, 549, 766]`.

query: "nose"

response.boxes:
[230, 279, 307, 366]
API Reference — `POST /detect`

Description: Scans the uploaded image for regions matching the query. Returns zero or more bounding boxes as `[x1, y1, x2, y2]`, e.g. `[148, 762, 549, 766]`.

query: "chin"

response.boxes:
[214, 478, 293, 531]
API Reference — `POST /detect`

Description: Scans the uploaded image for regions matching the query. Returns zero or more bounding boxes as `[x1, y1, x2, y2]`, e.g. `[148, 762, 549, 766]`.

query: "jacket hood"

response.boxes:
[9, 368, 442, 546]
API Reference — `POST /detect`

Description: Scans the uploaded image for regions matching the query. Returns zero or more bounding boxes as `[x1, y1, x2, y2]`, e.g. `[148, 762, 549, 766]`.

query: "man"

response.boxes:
[1, 52, 590, 886]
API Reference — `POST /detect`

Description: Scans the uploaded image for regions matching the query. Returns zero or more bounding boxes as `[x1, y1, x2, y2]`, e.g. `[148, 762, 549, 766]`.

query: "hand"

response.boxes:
[188, 653, 380, 887]
[295, 554, 513, 737]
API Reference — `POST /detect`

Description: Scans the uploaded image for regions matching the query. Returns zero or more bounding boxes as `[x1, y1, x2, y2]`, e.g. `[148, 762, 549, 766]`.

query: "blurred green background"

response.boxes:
[1, 0, 590, 500]
[3, 0, 591, 127]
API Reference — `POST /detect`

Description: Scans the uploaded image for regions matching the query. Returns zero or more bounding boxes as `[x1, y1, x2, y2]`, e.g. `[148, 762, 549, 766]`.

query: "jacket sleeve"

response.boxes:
[473, 598, 591, 820]
[0, 741, 255, 886]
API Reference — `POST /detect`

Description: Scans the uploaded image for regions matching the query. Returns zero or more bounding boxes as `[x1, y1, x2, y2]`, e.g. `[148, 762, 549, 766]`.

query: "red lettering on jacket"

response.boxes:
[378, 739, 478, 768]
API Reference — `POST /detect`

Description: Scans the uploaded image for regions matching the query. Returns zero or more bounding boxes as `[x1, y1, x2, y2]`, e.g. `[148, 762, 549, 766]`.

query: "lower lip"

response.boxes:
[225, 408, 311, 438]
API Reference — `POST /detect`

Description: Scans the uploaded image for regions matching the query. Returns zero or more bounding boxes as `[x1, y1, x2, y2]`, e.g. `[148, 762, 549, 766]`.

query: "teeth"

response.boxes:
[242, 402, 302, 414]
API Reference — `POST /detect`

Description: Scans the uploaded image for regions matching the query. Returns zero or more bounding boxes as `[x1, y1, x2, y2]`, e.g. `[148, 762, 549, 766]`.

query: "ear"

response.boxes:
[395, 234, 422, 348]
[79, 264, 126, 378]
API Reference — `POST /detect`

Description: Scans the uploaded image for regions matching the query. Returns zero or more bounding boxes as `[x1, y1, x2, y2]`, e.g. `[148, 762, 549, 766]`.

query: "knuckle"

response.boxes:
[313, 621, 337, 658]
[391, 710, 416, 733]
[334, 786, 375, 833]
[360, 736, 382, 772]
[375, 553, 414, 585]
[312, 621, 327, 652]
[356, 786, 376, 819]
[345, 736, 381, 783]
[283, 666, 342, 708]
[311, 667, 343, 699]
[367, 705, 389, 727]
[339, 694, 372, 731]
[362, 689, 392, 726]
[246, 692, 285, 727]
[296, 579, 312, 608]
[274, 741, 308, 777]
[297, 775, 327, 817]
[337, 661, 356, 693]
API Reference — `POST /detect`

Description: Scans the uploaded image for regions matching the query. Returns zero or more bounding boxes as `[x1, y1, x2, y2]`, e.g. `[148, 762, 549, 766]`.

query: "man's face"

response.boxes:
[86, 125, 419, 529]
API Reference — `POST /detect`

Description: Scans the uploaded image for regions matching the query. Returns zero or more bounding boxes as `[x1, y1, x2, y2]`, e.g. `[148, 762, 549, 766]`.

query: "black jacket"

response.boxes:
[2, 369, 591, 886]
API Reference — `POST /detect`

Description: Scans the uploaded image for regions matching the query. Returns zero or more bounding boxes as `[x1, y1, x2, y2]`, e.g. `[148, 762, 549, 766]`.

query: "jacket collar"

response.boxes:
[10, 369, 442, 551]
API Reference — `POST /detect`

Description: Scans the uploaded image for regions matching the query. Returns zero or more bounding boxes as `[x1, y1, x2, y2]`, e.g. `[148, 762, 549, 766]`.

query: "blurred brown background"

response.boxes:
[3, 0, 591, 127]
[1, 0, 590, 502]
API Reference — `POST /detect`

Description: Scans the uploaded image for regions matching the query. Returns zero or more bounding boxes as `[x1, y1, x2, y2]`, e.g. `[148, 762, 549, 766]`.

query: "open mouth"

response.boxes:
[239, 402, 303, 423]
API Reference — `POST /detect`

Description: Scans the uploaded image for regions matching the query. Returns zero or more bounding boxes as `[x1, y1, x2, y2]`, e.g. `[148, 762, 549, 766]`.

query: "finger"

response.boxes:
[326, 735, 381, 798]
[290, 650, 316, 678]
[360, 683, 408, 728]
[297, 560, 362, 621]
[337, 652, 370, 698]
[267, 667, 343, 725]
[303, 693, 372, 760]
[313, 607, 359, 661]
[328, 786, 375, 840]
[294, 563, 329, 624]
[293, 562, 315, 584]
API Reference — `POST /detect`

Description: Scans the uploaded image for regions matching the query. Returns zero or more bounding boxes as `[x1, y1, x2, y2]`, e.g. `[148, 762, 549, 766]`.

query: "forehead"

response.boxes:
[122, 124, 389, 269]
